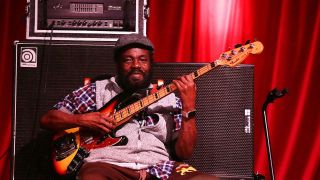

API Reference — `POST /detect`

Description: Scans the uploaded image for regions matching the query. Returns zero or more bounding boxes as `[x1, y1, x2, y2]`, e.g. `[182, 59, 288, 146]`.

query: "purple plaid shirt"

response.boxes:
[54, 83, 183, 179]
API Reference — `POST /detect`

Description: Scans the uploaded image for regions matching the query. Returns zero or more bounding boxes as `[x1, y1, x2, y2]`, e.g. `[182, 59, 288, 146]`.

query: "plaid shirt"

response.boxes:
[54, 83, 183, 179]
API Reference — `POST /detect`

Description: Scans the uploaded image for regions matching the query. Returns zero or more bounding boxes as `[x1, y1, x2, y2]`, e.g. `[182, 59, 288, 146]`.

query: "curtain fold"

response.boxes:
[1, 0, 319, 179]
[0, 0, 26, 179]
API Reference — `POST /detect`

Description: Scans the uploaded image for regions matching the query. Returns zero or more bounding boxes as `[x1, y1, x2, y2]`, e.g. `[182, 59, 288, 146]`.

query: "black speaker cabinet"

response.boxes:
[13, 41, 254, 179]
[153, 64, 254, 179]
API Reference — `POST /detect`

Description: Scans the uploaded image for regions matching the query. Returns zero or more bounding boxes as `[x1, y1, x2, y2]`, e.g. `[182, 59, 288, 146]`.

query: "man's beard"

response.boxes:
[117, 69, 153, 91]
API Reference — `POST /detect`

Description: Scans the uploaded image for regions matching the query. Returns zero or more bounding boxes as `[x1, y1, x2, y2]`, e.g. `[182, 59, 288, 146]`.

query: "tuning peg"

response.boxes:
[239, 46, 246, 52]
[245, 40, 251, 45]
[234, 43, 242, 48]
[249, 43, 255, 48]
[221, 53, 228, 59]
[231, 49, 237, 55]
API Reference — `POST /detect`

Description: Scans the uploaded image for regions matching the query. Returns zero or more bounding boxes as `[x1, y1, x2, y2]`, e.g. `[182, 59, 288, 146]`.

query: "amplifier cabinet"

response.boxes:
[153, 64, 255, 179]
[12, 41, 254, 179]
[12, 40, 118, 179]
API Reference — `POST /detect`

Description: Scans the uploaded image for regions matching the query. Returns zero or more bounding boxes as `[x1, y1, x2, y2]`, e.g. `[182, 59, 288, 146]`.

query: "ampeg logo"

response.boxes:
[20, 47, 37, 67]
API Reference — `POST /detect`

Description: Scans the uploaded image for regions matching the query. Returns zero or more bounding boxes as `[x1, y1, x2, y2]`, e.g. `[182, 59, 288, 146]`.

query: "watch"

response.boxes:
[182, 109, 196, 119]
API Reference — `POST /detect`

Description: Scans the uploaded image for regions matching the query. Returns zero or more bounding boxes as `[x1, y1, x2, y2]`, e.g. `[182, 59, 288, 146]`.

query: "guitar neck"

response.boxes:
[189, 61, 219, 80]
[113, 61, 219, 125]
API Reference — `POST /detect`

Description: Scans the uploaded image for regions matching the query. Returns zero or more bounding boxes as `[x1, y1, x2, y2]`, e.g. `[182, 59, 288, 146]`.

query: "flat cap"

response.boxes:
[114, 34, 154, 52]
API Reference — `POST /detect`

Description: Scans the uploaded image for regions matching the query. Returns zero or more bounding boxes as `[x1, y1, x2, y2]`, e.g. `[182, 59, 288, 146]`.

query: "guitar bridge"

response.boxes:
[53, 133, 78, 161]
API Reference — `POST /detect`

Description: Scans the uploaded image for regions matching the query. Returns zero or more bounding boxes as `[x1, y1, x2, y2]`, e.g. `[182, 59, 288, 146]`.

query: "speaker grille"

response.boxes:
[13, 41, 118, 179]
[13, 41, 254, 179]
[153, 64, 254, 178]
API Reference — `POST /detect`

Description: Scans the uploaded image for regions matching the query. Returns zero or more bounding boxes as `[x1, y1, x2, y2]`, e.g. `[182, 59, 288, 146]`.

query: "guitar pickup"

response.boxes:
[53, 133, 78, 161]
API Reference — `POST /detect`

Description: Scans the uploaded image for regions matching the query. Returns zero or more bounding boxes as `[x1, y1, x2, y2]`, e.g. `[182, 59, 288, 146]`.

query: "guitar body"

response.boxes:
[52, 92, 133, 175]
[52, 128, 128, 175]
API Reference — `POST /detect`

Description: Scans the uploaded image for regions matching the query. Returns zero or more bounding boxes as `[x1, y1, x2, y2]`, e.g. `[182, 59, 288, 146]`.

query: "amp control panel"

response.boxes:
[47, 19, 124, 30]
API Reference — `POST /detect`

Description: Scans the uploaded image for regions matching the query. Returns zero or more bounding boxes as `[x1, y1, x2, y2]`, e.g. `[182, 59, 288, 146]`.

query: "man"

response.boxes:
[40, 34, 217, 180]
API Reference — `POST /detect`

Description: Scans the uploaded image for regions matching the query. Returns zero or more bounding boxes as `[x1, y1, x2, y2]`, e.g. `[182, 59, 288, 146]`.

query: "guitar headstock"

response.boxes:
[214, 41, 264, 67]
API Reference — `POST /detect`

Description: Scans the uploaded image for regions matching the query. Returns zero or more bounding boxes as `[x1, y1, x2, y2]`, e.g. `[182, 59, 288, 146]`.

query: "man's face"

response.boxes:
[117, 48, 152, 91]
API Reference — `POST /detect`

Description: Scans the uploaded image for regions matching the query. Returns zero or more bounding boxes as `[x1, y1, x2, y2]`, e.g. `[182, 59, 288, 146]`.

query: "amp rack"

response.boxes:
[26, 0, 148, 41]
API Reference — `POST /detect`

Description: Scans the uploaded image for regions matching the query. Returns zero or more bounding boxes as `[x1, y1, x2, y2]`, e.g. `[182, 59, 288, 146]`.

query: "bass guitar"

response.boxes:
[52, 41, 264, 176]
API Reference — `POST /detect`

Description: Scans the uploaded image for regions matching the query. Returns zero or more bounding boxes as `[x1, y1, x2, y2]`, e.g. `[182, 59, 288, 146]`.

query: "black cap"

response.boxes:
[114, 34, 154, 52]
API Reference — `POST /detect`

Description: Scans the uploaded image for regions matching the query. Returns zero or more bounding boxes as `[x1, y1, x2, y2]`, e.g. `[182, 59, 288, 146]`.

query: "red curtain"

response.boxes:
[1, 0, 319, 179]
[148, 0, 320, 179]
[0, 0, 26, 180]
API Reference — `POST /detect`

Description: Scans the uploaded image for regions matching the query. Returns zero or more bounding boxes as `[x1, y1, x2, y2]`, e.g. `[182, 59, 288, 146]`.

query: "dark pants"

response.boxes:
[77, 162, 218, 180]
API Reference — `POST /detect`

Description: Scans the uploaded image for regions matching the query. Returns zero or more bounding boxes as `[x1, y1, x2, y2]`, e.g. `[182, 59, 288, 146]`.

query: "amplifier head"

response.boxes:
[26, 0, 147, 41]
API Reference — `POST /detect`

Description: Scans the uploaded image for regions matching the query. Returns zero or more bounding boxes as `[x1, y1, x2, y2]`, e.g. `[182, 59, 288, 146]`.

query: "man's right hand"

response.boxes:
[77, 112, 116, 134]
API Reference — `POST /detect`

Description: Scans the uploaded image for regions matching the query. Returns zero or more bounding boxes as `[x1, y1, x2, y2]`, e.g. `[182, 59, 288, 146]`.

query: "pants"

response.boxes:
[77, 162, 218, 180]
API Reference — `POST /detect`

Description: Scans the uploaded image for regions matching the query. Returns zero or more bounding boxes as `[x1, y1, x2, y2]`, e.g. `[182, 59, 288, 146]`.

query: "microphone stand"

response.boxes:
[262, 88, 288, 180]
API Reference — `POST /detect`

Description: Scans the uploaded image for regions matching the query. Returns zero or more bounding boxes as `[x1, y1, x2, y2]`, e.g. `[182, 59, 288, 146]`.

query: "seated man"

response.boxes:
[40, 34, 218, 180]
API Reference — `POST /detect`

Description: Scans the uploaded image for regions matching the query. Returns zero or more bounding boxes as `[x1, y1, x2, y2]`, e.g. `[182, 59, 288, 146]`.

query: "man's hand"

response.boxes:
[78, 112, 116, 134]
[172, 74, 197, 111]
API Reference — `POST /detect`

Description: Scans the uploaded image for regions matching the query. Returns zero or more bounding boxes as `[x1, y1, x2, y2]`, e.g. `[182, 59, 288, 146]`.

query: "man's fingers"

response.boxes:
[99, 117, 116, 129]
[100, 125, 112, 133]
[173, 79, 185, 90]
[101, 112, 116, 124]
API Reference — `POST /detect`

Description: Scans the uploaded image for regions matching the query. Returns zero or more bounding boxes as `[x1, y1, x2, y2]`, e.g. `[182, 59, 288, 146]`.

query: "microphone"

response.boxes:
[266, 88, 288, 104]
